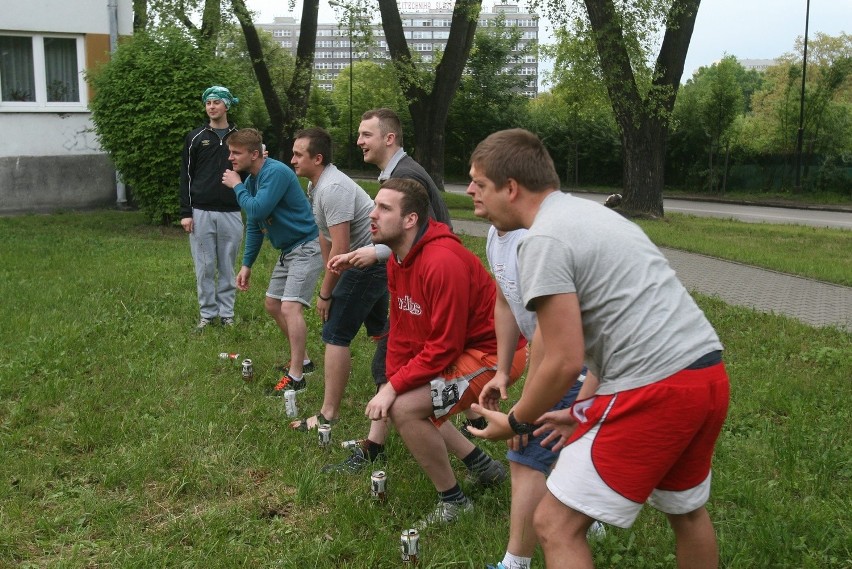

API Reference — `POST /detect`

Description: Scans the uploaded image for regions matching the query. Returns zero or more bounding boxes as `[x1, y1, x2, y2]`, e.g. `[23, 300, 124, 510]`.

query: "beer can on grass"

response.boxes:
[284, 390, 298, 417]
[219, 352, 240, 361]
[370, 470, 387, 502]
[318, 423, 332, 447]
[400, 529, 419, 565]
[241, 358, 254, 382]
[341, 439, 362, 451]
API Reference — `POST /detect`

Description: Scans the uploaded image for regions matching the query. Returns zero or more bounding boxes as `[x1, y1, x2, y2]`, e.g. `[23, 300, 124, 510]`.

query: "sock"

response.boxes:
[365, 439, 385, 461]
[289, 373, 303, 382]
[502, 552, 531, 569]
[438, 484, 465, 504]
[461, 446, 492, 473]
[467, 416, 487, 429]
[303, 358, 311, 365]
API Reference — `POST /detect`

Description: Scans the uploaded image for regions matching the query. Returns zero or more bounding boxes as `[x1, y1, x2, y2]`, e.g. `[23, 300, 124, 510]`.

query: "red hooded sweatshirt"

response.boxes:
[386, 219, 524, 394]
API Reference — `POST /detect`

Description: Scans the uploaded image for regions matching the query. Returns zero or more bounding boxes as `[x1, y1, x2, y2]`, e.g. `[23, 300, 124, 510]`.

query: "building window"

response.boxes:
[1, 33, 85, 109]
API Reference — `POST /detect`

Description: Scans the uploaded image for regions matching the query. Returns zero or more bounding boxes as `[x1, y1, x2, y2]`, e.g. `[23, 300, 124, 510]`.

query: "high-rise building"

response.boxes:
[257, 2, 539, 97]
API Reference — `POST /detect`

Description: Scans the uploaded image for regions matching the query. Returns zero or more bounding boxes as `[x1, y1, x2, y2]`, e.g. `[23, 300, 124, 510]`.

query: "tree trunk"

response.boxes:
[621, 117, 666, 217]
[379, 0, 480, 190]
[583, 0, 700, 217]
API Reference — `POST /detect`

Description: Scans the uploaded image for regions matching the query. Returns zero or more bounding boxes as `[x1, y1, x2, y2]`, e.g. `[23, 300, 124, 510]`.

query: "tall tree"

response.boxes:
[539, 0, 701, 217]
[378, 0, 481, 189]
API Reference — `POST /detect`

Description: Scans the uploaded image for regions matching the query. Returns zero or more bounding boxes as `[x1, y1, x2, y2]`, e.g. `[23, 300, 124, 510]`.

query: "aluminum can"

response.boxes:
[219, 352, 240, 361]
[241, 358, 253, 382]
[370, 470, 387, 501]
[317, 423, 332, 447]
[340, 439, 363, 451]
[284, 390, 298, 417]
[400, 528, 419, 565]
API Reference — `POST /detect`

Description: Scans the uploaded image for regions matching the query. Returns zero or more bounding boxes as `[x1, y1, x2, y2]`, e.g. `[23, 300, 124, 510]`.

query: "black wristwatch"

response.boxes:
[508, 410, 536, 435]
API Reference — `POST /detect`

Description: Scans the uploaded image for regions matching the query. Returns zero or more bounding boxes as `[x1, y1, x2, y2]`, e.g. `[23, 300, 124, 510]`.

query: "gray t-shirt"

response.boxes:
[486, 226, 537, 341]
[519, 192, 722, 394]
[308, 164, 373, 251]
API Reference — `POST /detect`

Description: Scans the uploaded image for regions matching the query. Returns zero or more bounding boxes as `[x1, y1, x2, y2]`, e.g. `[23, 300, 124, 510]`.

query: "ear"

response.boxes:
[314, 153, 324, 166]
[505, 178, 521, 202]
[402, 212, 419, 230]
[385, 132, 396, 147]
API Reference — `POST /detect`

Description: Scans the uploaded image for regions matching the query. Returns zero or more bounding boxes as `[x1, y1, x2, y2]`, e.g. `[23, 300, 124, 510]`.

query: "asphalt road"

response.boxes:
[444, 184, 852, 230]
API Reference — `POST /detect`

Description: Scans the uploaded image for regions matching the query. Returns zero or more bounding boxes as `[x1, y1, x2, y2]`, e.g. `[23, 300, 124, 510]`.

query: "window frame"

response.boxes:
[0, 32, 88, 113]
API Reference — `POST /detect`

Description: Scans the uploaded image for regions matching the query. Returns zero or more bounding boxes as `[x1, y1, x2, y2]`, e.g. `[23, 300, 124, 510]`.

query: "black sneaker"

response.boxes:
[268, 374, 306, 396]
[464, 459, 508, 488]
[322, 446, 385, 474]
[273, 360, 316, 375]
[460, 417, 488, 439]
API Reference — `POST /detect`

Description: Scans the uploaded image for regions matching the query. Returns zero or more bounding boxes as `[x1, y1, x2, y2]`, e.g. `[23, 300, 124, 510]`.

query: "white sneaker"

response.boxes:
[416, 497, 473, 529]
[587, 520, 607, 540]
[195, 317, 213, 332]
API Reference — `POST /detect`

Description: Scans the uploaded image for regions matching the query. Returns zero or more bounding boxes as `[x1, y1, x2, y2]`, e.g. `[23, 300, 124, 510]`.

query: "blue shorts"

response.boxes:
[507, 374, 584, 475]
[321, 263, 389, 346]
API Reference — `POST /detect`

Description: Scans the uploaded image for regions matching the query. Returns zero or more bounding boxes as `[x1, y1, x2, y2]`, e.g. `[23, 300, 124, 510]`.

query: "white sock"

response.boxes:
[502, 552, 531, 569]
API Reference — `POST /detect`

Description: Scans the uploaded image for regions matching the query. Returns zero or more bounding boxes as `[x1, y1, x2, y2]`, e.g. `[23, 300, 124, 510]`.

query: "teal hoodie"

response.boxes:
[235, 158, 318, 267]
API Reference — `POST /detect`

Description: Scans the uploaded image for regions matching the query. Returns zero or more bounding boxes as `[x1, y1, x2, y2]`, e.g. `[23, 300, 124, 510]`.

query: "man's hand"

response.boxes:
[464, 403, 514, 441]
[316, 296, 331, 321]
[180, 217, 193, 233]
[236, 266, 251, 291]
[365, 382, 397, 421]
[478, 370, 511, 411]
[533, 408, 580, 453]
[327, 251, 355, 274]
[329, 246, 379, 274]
[222, 169, 241, 189]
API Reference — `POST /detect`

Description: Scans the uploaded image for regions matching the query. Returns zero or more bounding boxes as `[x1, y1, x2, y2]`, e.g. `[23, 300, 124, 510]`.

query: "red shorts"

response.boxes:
[546, 362, 730, 528]
[429, 345, 527, 425]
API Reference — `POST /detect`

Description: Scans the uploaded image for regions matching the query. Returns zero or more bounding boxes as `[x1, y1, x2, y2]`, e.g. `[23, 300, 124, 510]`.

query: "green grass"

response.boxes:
[0, 211, 850, 568]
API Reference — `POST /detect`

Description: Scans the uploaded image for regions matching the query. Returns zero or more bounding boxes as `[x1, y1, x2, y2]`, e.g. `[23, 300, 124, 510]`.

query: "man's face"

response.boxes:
[291, 138, 320, 179]
[205, 99, 227, 121]
[467, 163, 510, 227]
[369, 188, 408, 247]
[357, 116, 390, 166]
[228, 143, 257, 174]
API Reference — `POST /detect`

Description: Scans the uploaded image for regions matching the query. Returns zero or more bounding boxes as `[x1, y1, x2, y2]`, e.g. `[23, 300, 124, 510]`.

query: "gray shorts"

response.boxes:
[266, 238, 322, 307]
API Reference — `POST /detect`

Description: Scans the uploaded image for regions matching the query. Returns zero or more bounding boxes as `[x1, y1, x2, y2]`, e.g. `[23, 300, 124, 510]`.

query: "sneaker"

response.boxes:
[416, 497, 473, 529]
[273, 360, 316, 375]
[195, 317, 213, 332]
[321, 446, 385, 474]
[459, 417, 487, 439]
[220, 316, 235, 327]
[485, 564, 507, 569]
[464, 459, 508, 488]
[269, 374, 306, 395]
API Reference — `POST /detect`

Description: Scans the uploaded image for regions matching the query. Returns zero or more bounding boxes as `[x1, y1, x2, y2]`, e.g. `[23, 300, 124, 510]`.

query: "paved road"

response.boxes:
[451, 218, 851, 332]
[444, 184, 852, 230]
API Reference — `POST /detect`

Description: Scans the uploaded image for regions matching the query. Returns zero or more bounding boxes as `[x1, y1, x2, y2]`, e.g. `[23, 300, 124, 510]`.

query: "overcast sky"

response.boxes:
[245, 0, 851, 82]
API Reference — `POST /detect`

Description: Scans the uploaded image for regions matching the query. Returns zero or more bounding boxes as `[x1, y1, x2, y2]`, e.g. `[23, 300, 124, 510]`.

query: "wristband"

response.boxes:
[508, 410, 536, 435]
[318, 293, 331, 301]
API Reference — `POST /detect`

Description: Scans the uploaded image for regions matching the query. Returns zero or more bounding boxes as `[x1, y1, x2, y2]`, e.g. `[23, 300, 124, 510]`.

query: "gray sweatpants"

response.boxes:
[189, 209, 243, 319]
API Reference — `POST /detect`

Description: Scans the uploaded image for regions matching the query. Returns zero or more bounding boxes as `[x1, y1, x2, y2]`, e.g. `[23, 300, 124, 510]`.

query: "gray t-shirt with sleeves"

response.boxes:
[308, 164, 374, 251]
[486, 226, 537, 342]
[519, 191, 722, 395]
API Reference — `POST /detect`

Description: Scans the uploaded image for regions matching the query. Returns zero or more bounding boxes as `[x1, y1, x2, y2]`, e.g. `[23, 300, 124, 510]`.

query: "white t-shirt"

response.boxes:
[486, 226, 537, 341]
[519, 192, 722, 394]
[308, 164, 374, 251]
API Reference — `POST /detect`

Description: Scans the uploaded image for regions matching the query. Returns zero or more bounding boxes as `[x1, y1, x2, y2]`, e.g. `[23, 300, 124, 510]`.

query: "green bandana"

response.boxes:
[201, 86, 238, 109]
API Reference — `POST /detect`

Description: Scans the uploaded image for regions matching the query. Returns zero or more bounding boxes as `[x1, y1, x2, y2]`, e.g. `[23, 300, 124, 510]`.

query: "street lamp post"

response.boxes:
[793, 0, 811, 192]
[329, 0, 354, 169]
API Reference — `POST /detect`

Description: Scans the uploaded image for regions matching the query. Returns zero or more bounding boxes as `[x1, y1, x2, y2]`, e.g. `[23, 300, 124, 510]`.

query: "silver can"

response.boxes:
[219, 352, 240, 361]
[340, 439, 362, 451]
[370, 470, 387, 501]
[317, 423, 332, 447]
[400, 528, 419, 565]
[241, 358, 253, 382]
[284, 390, 298, 417]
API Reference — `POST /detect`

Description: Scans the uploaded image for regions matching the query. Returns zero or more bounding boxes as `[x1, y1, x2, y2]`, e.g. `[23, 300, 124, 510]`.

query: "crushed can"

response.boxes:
[341, 439, 362, 451]
[318, 423, 332, 448]
[219, 352, 240, 361]
[241, 358, 253, 382]
[370, 470, 387, 502]
[284, 390, 298, 418]
[400, 528, 419, 565]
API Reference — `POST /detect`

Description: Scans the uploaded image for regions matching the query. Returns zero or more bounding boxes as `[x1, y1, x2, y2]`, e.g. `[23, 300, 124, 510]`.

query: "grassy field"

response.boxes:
[0, 211, 849, 568]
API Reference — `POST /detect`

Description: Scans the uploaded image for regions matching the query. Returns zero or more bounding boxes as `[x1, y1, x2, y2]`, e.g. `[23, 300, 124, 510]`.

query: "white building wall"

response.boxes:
[2, 0, 132, 35]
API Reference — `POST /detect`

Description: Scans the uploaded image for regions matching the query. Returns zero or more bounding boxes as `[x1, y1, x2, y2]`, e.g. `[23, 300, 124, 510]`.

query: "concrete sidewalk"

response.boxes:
[452, 219, 852, 332]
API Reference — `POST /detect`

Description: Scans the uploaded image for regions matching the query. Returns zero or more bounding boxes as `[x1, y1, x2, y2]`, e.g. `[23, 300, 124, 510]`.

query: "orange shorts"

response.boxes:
[429, 345, 527, 425]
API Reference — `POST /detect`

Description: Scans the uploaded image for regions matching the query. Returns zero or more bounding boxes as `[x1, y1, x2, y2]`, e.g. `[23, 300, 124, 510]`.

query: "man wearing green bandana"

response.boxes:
[179, 86, 244, 332]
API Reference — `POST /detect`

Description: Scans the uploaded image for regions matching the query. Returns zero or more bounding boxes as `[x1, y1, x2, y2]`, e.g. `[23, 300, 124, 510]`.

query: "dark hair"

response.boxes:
[228, 128, 263, 155]
[470, 129, 560, 192]
[380, 177, 429, 228]
[361, 108, 403, 146]
[294, 127, 332, 165]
